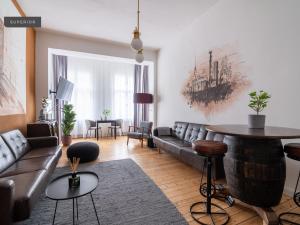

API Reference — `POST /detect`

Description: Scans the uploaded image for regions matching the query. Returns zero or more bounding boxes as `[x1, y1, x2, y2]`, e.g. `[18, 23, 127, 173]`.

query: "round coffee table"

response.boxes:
[46, 171, 100, 225]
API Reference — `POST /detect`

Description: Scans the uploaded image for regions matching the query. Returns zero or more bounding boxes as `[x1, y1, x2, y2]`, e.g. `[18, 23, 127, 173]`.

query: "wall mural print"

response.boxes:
[0, 17, 26, 115]
[182, 44, 250, 116]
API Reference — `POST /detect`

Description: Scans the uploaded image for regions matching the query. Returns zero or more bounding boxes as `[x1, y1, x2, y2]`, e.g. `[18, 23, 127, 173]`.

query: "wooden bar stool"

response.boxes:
[190, 140, 230, 225]
[279, 143, 300, 225]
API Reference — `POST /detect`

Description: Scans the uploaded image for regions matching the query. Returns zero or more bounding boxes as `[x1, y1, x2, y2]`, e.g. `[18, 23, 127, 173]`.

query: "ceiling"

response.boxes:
[18, 0, 218, 49]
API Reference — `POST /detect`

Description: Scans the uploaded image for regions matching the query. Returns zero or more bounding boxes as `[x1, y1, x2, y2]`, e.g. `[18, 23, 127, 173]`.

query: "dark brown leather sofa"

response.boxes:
[0, 129, 61, 225]
[153, 121, 225, 179]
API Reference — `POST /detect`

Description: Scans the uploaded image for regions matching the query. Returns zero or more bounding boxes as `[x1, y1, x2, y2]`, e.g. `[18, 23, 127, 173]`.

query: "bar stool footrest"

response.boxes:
[279, 212, 300, 225]
[190, 201, 230, 225]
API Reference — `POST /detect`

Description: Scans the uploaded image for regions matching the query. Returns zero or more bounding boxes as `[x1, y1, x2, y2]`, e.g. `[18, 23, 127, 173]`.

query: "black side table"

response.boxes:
[46, 171, 100, 225]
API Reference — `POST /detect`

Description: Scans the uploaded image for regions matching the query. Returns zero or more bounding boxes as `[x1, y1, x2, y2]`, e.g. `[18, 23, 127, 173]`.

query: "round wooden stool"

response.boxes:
[279, 143, 300, 225]
[190, 140, 230, 225]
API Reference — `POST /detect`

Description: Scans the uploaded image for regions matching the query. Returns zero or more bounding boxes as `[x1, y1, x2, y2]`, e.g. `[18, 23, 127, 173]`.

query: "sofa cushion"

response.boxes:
[156, 136, 191, 146]
[128, 131, 150, 139]
[184, 123, 207, 143]
[0, 137, 16, 173]
[205, 131, 225, 142]
[154, 127, 172, 136]
[173, 122, 189, 139]
[153, 136, 182, 156]
[22, 146, 61, 160]
[0, 170, 48, 221]
[168, 139, 192, 148]
[157, 136, 178, 142]
[197, 126, 208, 140]
[0, 156, 55, 178]
[180, 146, 206, 171]
[1, 130, 30, 160]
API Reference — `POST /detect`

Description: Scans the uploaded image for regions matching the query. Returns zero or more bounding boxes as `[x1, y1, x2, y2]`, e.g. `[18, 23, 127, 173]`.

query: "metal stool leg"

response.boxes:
[76, 198, 79, 221]
[207, 157, 212, 213]
[279, 170, 300, 225]
[199, 158, 216, 198]
[72, 198, 75, 225]
[199, 157, 234, 207]
[190, 156, 230, 225]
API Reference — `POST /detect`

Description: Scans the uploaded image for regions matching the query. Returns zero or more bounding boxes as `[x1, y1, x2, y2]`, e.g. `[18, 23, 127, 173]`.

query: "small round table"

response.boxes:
[207, 124, 300, 225]
[46, 171, 100, 225]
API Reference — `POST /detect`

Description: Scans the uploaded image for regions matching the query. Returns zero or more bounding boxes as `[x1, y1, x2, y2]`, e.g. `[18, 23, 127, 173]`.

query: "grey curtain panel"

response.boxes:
[142, 65, 149, 122]
[133, 64, 150, 128]
[134, 64, 142, 128]
[52, 54, 68, 139]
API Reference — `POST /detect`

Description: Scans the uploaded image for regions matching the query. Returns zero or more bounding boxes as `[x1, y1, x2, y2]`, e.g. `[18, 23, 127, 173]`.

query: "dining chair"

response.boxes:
[108, 119, 123, 137]
[85, 120, 102, 138]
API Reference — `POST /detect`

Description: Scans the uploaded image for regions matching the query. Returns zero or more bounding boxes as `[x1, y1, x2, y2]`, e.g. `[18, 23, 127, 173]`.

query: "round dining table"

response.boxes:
[206, 124, 300, 225]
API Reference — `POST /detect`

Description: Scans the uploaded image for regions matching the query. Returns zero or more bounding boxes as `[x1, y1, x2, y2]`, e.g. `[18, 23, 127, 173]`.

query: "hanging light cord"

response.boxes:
[137, 0, 140, 32]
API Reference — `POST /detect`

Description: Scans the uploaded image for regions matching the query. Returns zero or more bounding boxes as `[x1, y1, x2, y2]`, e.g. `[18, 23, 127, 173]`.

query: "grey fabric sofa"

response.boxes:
[153, 121, 225, 179]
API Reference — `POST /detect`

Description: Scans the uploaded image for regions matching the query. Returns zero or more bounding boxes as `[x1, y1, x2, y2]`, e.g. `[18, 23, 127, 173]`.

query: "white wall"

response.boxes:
[35, 30, 158, 123]
[157, 0, 300, 194]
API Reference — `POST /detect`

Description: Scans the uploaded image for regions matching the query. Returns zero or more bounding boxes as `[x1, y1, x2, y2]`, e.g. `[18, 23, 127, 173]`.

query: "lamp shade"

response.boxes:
[135, 50, 144, 63]
[134, 93, 153, 104]
[131, 38, 143, 51]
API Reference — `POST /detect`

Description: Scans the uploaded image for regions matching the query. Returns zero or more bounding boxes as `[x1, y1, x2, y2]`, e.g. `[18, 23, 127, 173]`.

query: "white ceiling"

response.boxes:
[18, 0, 218, 49]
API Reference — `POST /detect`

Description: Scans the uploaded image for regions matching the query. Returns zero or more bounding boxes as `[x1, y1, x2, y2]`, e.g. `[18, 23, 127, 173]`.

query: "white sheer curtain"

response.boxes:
[67, 56, 134, 137]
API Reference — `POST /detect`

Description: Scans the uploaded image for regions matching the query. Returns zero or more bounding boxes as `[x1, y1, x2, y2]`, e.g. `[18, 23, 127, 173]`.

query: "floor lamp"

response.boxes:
[133, 93, 153, 127]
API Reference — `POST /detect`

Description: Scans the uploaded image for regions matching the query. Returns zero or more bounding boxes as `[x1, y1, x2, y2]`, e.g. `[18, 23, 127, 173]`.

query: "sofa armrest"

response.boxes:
[0, 179, 15, 225]
[153, 127, 172, 137]
[27, 136, 58, 149]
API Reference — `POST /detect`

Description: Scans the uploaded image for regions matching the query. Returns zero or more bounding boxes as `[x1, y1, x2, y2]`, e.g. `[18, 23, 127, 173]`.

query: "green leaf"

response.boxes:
[248, 90, 271, 114]
[61, 104, 76, 136]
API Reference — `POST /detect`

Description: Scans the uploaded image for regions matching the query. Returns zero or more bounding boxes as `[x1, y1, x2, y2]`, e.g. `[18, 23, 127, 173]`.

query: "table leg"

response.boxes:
[72, 198, 75, 225]
[90, 193, 100, 225]
[96, 122, 99, 141]
[76, 198, 78, 221]
[114, 122, 117, 139]
[52, 200, 58, 225]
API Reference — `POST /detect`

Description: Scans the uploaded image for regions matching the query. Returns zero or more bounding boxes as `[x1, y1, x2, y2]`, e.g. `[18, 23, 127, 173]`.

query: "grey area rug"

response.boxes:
[15, 159, 188, 225]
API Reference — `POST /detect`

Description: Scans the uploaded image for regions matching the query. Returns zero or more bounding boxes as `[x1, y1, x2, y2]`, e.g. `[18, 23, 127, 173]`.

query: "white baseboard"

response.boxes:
[284, 186, 294, 197]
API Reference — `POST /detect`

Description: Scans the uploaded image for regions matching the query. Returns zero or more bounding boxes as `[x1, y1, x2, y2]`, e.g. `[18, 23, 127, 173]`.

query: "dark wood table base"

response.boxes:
[223, 135, 285, 208]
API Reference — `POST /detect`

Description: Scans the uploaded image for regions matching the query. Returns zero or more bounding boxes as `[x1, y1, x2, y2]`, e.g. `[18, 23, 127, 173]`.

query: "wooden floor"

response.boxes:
[58, 137, 299, 225]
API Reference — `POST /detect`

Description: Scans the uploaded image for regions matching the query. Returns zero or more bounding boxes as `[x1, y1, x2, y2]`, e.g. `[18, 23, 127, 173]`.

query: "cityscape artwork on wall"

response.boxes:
[182, 44, 250, 116]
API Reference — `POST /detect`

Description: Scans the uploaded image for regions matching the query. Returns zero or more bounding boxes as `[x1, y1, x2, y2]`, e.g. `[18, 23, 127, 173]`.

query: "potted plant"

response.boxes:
[61, 104, 76, 146]
[102, 109, 111, 120]
[248, 90, 271, 129]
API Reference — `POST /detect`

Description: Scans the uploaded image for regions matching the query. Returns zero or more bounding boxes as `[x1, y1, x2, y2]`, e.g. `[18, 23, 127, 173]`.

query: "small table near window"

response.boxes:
[96, 120, 117, 140]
